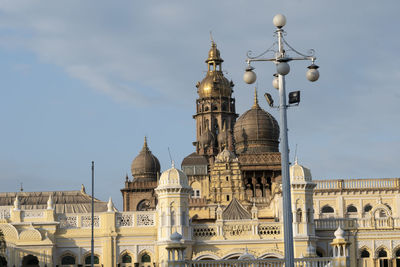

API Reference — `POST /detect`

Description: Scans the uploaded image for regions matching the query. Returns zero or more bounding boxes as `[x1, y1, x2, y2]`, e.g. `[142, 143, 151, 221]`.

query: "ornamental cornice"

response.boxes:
[238, 153, 281, 166]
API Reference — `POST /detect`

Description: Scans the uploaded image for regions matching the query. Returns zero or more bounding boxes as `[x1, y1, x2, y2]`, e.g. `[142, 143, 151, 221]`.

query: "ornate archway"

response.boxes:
[22, 254, 39, 267]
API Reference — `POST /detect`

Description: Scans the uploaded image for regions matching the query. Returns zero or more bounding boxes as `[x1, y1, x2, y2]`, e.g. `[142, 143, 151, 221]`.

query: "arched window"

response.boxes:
[85, 255, 99, 264]
[379, 209, 387, 218]
[161, 212, 166, 226]
[378, 249, 387, 258]
[122, 253, 132, 263]
[347, 205, 357, 213]
[321, 205, 334, 213]
[296, 209, 302, 223]
[360, 249, 370, 258]
[171, 210, 176, 226]
[395, 249, 400, 267]
[181, 211, 186, 226]
[61, 255, 75, 265]
[378, 249, 388, 267]
[316, 249, 324, 257]
[22, 255, 39, 266]
[364, 204, 372, 213]
[141, 253, 151, 262]
[137, 199, 151, 211]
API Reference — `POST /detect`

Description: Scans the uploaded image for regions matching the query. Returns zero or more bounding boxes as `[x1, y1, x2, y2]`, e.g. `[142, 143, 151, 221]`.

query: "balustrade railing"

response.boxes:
[192, 221, 281, 240]
[315, 178, 400, 191]
[169, 257, 333, 267]
[315, 217, 400, 230]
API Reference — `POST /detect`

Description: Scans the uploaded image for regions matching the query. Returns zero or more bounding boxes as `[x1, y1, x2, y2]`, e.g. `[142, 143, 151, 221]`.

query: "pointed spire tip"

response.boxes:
[252, 87, 260, 109]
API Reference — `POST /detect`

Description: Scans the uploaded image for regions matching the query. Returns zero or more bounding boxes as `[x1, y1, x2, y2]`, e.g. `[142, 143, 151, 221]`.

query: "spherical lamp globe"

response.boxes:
[276, 62, 290, 75]
[243, 68, 257, 84]
[306, 64, 320, 82]
[273, 14, 286, 28]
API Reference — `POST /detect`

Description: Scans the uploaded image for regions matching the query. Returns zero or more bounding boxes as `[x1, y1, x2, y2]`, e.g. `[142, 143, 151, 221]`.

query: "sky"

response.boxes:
[0, 1, 399, 210]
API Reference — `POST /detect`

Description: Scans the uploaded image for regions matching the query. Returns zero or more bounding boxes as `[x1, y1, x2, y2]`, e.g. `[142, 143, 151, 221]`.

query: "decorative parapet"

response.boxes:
[116, 212, 134, 227]
[315, 178, 400, 191]
[22, 210, 45, 218]
[57, 211, 156, 230]
[58, 214, 100, 229]
[0, 208, 11, 220]
[136, 212, 155, 226]
[58, 214, 78, 229]
[258, 223, 281, 238]
[192, 221, 282, 240]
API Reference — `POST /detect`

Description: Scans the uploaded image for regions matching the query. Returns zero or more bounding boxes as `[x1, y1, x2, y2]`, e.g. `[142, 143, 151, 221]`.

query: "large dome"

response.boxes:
[197, 42, 233, 98]
[131, 137, 160, 181]
[234, 91, 280, 154]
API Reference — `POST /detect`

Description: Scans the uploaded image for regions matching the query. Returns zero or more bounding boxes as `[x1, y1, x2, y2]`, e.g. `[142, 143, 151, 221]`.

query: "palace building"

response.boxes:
[0, 42, 399, 267]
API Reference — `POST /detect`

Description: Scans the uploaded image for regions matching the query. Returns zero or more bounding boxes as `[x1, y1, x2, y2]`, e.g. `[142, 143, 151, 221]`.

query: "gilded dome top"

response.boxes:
[131, 137, 160, 181]
[197, 42, 233, 98]
[234, 90, 280, 154]
[206, 41, 223, 63]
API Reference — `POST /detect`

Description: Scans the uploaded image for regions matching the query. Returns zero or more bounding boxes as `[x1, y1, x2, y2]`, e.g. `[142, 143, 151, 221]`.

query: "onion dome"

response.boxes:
[290, 158, 312, 182]
[334, 226, 345, 239]
[238, 249, 256, 260]
[170, 231, 182, 242]
[234, 89, 280, 154]
[215, 147, 237, 163]
[157, 162, 191, 190]
[131, 137, 160, 181]
[197, 41, 233, 98]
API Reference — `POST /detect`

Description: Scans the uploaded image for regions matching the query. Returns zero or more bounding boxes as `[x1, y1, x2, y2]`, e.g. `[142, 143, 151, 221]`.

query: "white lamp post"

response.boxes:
[244, 14, 319, 267]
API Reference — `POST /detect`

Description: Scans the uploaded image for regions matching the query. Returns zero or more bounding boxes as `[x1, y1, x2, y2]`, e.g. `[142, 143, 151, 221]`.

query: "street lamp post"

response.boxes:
[243, 14, 319, 267]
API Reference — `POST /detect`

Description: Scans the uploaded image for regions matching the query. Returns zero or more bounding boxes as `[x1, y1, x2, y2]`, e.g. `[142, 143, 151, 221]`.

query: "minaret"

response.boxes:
[193, 41, 238, 164]
[290, 159, 317, 257]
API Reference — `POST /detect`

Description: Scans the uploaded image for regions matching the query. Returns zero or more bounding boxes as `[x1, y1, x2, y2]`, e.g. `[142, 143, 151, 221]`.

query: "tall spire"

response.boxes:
[252, 87, 260, 109]
[142, 136, 149, 151]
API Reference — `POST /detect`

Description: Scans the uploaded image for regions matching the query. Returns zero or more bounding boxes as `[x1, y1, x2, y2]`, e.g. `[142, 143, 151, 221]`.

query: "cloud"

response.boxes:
[0, 0, 399, 206]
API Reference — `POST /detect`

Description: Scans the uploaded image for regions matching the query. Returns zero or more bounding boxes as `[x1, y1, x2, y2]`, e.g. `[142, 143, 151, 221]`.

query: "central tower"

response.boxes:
[193, 41, 238, 164]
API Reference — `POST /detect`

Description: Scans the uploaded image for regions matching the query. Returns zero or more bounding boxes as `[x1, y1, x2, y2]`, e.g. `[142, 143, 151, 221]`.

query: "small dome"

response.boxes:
[334, 226, 345, 239]
[234, 90, 279, 154]
[215, 147, 237, 163]
[238, 250, 255, 260]
[131, 137, 160, 181]
[290, 159, 312, 182]
[206, 42, 223, 63]
[170, 231, 182, 242]
[157, 162, 191, 189]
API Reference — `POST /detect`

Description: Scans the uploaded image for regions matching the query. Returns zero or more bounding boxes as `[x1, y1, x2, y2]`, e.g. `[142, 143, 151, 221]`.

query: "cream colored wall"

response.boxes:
[0, 207, 158, 267]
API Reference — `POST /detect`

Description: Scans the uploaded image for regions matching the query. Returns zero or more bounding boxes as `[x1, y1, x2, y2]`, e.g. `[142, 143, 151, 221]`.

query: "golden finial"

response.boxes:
[210, 31, 214, 45]
[252, 87, 260, 109]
